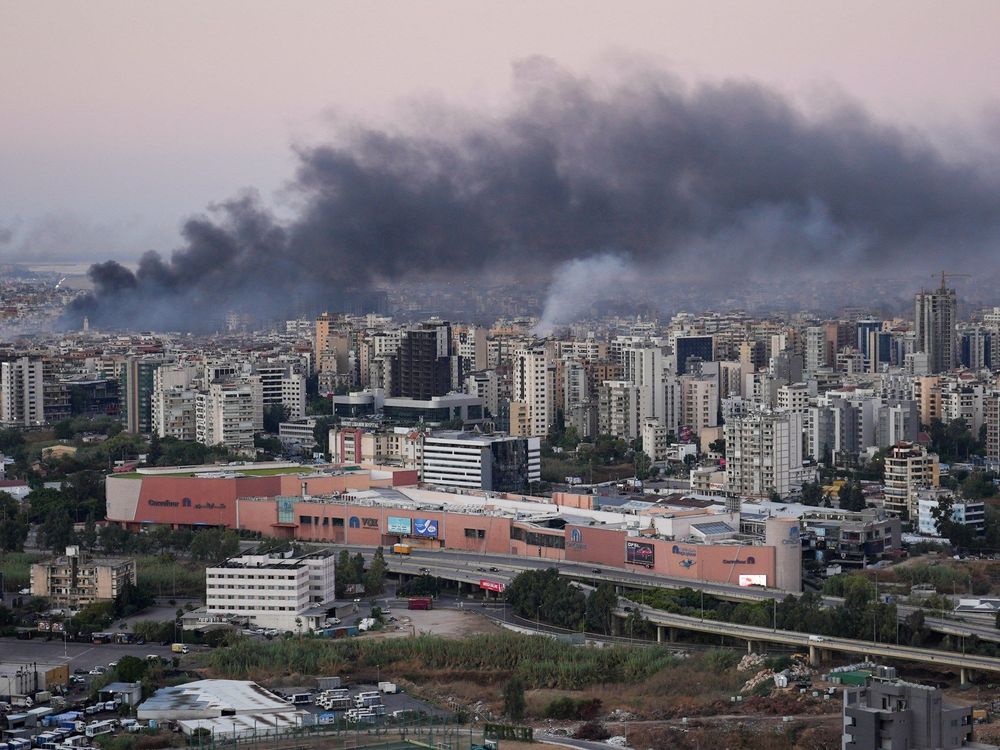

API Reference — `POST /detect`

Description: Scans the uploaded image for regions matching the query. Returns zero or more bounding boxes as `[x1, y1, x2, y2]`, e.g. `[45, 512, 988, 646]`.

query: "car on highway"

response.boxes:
[489, 567, 500, 572]
[418, 567, 430, 574]
[591, 568, 602, 574]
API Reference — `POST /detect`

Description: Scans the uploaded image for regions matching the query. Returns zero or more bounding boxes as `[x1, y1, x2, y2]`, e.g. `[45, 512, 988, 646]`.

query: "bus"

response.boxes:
[91, 633, 113, 645]
[85, 721, 115, 738]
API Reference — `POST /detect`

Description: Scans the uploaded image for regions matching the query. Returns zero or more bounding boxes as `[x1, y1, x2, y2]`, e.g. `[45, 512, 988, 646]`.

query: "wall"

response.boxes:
[133, 476, 279, 527]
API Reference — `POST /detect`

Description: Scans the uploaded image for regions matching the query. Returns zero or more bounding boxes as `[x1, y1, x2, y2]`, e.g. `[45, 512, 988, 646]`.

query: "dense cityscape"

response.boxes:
[8, 2, 1000, 749]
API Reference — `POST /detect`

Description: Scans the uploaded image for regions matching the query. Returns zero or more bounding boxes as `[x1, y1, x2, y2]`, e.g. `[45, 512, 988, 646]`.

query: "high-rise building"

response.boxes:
[622, 345, 665, 423]
[674, 335, 714, 375]
[511, 347, 554, 438]
[724, 409, 806, 498]
[196, 380, 262, 453]
[883, 442, 939, 517]
[915, 283, 957, 373]
[598, 380, 641, 440]
[390, 322, 454, 400]
[0, 356, 44, 426]
[121, 355, 171, 434]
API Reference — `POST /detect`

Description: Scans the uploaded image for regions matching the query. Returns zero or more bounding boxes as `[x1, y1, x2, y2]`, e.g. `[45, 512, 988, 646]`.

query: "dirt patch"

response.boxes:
[369, 609, 504, 639]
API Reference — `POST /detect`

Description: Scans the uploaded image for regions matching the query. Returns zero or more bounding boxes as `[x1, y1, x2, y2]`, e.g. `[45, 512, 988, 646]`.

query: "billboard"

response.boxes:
[387, 516, 412, 535]
[739, 574, 767, 587]
[480, 579, 506, 593]
[625, 540, 655, 567]
[413, 518, 439, 539]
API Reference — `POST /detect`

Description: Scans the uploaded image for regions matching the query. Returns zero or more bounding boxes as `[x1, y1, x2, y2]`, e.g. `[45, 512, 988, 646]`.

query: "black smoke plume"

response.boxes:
[70, 58, 1000, 330]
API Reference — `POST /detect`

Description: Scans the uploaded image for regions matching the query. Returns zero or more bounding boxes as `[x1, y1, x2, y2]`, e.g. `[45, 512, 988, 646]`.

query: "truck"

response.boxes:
[171, 643, 189, 654]
[392, 544, 411, 555]
[407, 597, 432, 611]
[377, 682, 398, 694]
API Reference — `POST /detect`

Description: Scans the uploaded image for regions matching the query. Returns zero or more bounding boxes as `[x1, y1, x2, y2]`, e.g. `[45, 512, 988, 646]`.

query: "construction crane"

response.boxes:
[932, 271, 971, 290]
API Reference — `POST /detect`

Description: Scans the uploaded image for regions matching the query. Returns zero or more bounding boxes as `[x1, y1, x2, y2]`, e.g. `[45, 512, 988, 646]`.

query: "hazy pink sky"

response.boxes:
[3, 0, 1000, 261]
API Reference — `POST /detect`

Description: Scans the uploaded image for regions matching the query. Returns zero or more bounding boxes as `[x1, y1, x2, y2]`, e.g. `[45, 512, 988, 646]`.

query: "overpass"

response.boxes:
[615, 599, 1000, 684]
[381, 548, 1000, 643]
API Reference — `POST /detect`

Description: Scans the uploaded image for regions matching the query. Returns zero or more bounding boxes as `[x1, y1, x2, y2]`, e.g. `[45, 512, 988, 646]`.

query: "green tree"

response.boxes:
[633, 451, 652, 481]
[838, 481, 866, 512]
[503, 676, 526, 721]
[708, 438, 726, 456]
[113, 655, 147, 683]
[263, 404, 290, 434]
[800, 481, 824, 507]
[41, 507, 75, 552]
[364, 547, 387, 595]
[584, 583, 617, 634]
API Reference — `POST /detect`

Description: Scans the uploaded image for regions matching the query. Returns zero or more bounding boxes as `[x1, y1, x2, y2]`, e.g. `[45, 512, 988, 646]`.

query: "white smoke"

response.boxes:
[533, 253, 635, 336]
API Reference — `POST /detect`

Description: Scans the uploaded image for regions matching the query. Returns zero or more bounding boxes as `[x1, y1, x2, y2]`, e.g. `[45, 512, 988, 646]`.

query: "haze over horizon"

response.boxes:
[3, 0, 1000, 266]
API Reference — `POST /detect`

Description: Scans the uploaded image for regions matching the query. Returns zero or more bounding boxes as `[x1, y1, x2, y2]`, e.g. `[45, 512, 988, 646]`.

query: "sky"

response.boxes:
[2, 0, 1000, 263]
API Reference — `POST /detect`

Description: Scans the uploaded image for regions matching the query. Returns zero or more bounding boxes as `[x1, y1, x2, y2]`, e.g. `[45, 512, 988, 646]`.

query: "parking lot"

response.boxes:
[290, 683, 450, 723]
[0, 637, 175, 672]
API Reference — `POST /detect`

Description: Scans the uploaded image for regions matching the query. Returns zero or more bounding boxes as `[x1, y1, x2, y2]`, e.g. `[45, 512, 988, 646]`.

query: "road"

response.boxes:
[377, 547, 1000, 643]
[618, 598, 1000, 676]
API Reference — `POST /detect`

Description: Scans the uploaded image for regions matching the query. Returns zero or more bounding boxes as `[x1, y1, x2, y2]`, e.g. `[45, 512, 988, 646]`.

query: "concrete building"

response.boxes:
[421, 431, 540, 492]
[390, 322, 454, 400]
[916, 489, 986, 538]
[915, 282, 958, 374]
[465, 369, 500, 417]
[679, 374, 718, 437]
[883, 442, 940, 518]
[598, 380, 641, 440]
[674, 335, 713, 375]
[196, 380, 262, 453]
[843, 678, 983, 750]
[511, 347, 554, 438]
[121, 355, 171, 434]
[30, 546, 136, 607]
[725, 409, 808, 499]
[278, 417, 318, 449]
[1, 356, 44, 427]
[152, 385, 198, 441]
[640, 418, 669, 462]
[204, 549, 336, 632]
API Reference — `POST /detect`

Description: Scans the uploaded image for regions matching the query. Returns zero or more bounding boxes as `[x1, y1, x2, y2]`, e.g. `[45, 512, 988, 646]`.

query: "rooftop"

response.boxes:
[137, 679, 289, 716]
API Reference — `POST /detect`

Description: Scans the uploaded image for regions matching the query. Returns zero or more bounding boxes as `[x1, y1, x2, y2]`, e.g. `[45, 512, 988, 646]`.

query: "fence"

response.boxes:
[187, 717, 487, 750]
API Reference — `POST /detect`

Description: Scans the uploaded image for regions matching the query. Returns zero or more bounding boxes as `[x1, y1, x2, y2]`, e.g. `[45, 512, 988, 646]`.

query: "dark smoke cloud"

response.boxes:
[71, 58, 1000, 330]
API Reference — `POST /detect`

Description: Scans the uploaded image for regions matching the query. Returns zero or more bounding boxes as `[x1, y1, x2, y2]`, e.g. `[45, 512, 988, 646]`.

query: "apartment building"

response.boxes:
[30, 546, 136, 607]
[883, 442, 940, 518]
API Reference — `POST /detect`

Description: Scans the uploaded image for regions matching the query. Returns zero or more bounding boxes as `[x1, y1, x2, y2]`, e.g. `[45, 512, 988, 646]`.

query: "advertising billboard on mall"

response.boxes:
[413, 518, 439, 539]
[738, 574, 768, 587]
[625, 540, 655, 567]
[387, 516, 412, 535]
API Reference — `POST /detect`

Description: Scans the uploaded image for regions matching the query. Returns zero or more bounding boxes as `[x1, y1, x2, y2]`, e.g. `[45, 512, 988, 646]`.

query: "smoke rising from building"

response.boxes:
[70, 58, 1000, 330]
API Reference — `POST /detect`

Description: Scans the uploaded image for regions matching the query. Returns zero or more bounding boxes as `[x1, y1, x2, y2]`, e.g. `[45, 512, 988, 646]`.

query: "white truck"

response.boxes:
[377, 682, 398, 694]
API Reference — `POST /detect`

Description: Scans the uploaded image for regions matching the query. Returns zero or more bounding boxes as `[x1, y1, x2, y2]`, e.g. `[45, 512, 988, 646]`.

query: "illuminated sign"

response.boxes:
[413, 518, 439, 539]
[625, 540, 655, 567]
[739, 574, 768, 587]
[387, 516, 412, 535]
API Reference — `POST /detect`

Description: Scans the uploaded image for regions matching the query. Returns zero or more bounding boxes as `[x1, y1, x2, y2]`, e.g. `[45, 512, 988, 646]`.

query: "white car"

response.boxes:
[88, 666, 107, 676]
[327, 617, 341, 626]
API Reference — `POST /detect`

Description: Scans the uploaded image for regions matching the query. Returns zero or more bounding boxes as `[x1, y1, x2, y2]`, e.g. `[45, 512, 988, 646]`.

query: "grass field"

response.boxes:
[0, 552, 43, 591]
[112, 465, 321, 479]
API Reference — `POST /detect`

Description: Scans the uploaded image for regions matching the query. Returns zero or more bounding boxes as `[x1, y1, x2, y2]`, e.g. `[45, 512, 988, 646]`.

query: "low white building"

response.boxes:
[421, 430, 540, 492]
[137, 679, 296, 721]
[204, 549, 336, 632]
[916, 489, 986, 537]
